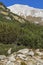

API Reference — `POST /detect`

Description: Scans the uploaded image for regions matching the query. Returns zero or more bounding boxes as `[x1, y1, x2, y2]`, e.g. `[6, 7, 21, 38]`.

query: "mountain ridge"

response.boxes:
[8, 4, 43, 18]
[8, 4, 43, 25]
[0, 3, 28, 23]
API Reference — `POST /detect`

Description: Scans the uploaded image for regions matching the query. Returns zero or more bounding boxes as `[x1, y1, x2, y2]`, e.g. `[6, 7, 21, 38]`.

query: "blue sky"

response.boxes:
[0, 0, 43, 9]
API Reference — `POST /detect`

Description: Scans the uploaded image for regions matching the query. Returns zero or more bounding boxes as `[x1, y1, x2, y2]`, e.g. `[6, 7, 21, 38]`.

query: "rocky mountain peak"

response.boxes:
[8, 4, 43, 18]
[8, 4, 43, 25]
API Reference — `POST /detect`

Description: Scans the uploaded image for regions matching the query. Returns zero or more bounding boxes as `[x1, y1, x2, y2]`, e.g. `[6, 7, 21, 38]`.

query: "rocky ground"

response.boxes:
[0, 48, 43, 65]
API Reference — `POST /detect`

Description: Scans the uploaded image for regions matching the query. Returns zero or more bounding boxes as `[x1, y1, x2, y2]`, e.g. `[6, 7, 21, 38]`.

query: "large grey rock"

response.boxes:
[28, 50, 34, 56]
[18, 49, 29, 54]
[0, 55, 6, 60]
[17, 54, 26, 60]
[6, 61, 14, 65]
[35, 49, 43, 56]
[8, 54, 16, 62]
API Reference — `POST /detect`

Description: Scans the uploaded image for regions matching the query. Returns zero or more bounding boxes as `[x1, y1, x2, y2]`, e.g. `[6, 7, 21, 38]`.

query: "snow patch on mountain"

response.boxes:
[8, 4, 43, 18]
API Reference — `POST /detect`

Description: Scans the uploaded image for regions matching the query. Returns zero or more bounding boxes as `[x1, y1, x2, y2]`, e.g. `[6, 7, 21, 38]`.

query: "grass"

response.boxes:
[0, 43, 26, 55]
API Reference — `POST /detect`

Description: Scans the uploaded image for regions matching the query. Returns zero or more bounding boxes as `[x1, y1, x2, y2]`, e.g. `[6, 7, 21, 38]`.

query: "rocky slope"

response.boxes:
[0, 3, 27, 23]
[0, 2, 43, 25]
[8, 4, 43, 25]
[0, 48, 43, 65]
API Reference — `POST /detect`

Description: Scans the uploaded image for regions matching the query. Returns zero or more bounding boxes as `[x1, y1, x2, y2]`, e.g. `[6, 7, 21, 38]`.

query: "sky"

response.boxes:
[0, 0, 43, 9]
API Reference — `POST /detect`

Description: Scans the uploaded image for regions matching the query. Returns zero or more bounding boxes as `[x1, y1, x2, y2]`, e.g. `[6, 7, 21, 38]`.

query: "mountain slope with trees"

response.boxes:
[0, 2, 43, 49]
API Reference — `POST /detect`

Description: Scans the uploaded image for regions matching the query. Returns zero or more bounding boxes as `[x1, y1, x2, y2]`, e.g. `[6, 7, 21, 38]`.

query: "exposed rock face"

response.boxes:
[0, 49, 43, 65]
[8, 4, 43, 25]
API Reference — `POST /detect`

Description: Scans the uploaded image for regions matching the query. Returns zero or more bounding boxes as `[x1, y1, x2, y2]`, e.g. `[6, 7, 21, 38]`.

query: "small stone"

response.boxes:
[7, 48, 12, 55]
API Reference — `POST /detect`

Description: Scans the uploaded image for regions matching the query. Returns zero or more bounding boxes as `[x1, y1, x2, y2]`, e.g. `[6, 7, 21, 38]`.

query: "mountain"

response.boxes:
[8, 4, 43, 25]
[0, 2, 43, 49]
[0, 3, 27, 23]
[0, 3, 43, 64]
[8, 4, 43, 17]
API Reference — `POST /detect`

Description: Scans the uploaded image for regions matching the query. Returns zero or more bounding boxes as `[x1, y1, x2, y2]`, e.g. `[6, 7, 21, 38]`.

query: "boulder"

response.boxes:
[35, 49, 43, 56]
[8, 54, 16, 62]
[28, 50, 34, 56]
[6, 61, 14, 65]
[17, 54, 26, 60]
[18, 49, 29, 54]
[0, 55, 6, 60]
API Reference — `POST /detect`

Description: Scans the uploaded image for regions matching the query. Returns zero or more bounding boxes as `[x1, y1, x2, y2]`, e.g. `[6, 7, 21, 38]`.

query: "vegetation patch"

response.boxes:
[21, 61, 27, 65]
